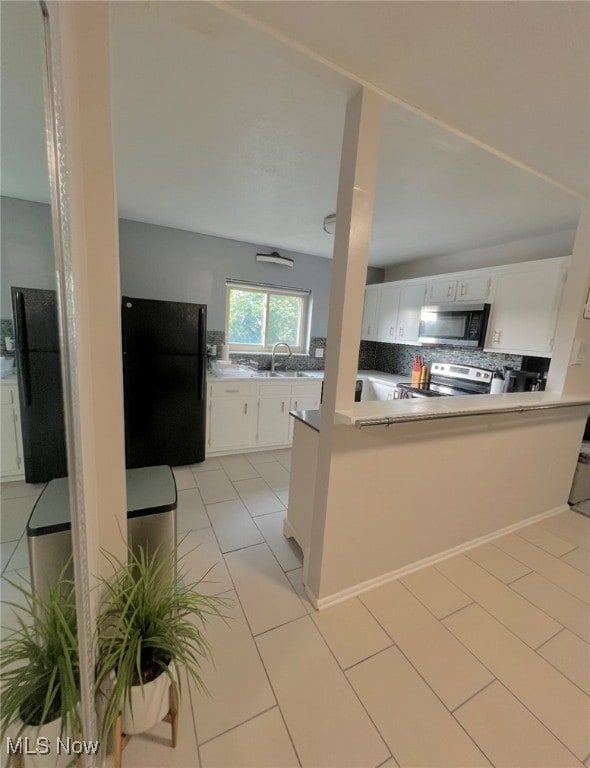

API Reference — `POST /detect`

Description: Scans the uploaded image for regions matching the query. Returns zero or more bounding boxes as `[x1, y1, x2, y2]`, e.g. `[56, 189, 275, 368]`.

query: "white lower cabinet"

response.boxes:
[208, 378, 322, 455]
[256, 384, 291, 447]
[288, 383, 322, 442]
[1, 384, 24, 480]
[369, 381, 397, 401]
[208, 396, 256, 452]
[208, 381, 257, 452]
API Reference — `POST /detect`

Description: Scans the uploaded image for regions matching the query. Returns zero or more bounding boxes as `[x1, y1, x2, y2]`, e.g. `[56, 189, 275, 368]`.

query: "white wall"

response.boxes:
[0, 196, 384, 334]
[383, 228, 576, 282]
[306, 405, 587, 605]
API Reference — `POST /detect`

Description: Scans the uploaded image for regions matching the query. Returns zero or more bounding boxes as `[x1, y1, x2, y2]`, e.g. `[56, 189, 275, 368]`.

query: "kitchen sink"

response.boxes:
[256, 371, 288, 378]
[285, 371, 316, 377]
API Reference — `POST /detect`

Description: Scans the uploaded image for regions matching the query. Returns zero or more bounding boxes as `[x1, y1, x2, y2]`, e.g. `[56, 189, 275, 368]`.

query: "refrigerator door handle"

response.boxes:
[197, 305, 206, 401]
[14, 290, 32, 406]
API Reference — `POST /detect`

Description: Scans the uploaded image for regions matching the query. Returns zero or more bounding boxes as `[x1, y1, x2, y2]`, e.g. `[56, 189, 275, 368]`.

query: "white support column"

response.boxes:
[43, 0, 126, 753]
[307, 87, 383, 600]
[546, 205, 590, 396]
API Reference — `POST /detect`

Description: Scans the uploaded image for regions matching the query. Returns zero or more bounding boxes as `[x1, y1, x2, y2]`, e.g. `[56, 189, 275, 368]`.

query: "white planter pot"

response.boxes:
[121, 670, 172, 735]
[8, 716, 72, 768]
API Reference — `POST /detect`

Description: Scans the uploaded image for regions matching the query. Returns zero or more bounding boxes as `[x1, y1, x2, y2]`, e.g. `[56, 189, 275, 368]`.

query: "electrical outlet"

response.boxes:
[314, 348, 324, 358]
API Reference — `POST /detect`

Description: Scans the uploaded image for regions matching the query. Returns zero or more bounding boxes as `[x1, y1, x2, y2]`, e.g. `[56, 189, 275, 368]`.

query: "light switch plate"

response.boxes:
[570, 337, 587, 366]
[314, 348, 324, 358]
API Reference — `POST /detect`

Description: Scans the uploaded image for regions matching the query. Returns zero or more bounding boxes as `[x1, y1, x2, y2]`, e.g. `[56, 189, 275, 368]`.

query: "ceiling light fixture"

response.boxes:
[323, 213, 336, 235]
[255, 251, 294, 268]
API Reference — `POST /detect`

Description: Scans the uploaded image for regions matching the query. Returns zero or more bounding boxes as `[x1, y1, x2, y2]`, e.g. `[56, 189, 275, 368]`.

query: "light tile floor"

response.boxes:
[1, 455, 589, 768]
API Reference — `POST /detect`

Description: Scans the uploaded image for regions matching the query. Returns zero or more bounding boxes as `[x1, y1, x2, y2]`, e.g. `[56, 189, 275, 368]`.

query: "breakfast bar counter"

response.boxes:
[336, 391, 590, 427]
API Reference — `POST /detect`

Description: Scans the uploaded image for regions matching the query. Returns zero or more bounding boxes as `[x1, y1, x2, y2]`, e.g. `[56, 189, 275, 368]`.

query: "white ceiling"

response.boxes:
[0, 1, 585, 268]
[229, 0, 590, 199]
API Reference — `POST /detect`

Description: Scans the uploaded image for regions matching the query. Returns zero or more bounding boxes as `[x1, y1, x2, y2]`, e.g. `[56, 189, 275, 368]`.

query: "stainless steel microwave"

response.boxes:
[418, 303, 490, 348]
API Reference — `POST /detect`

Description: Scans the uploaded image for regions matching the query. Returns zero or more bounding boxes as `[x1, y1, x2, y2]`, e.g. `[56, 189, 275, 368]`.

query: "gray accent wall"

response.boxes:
[1, 196, 56, 318]
[1, 196, 384, 338]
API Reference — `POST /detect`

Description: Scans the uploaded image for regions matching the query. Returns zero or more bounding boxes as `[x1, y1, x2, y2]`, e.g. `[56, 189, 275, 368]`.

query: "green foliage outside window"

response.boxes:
[228, 290, 265, 345]
[267, 294, 300, 346]
[227, 285, 307, 350]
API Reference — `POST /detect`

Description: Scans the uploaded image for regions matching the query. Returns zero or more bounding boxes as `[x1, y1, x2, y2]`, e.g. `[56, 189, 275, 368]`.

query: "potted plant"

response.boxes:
[1, 573, 80, 768]
[95, 544, 227, 744]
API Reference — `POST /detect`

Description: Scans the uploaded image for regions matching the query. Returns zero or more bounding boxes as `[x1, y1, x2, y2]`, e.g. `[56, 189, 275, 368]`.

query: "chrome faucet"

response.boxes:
[271, 342, 292, 372]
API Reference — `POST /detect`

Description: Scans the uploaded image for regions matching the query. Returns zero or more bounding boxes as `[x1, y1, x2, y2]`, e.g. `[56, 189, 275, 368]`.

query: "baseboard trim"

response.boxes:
[306, 504, 568, 611]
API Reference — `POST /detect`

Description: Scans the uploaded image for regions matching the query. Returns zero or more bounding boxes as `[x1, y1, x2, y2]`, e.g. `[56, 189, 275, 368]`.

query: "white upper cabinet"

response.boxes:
[361, 285, 380, 341]
[426, 278, 457, 304]
[362, 255, 566, 355]
[485, 259, 567, 357]
[376, 284, 401, 342]
[455, 275, 493, 302]
[426, 274, 492, 304]
[395, 283, 426, 344]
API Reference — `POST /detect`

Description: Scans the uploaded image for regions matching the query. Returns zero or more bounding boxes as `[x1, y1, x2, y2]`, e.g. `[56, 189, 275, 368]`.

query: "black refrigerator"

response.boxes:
[11, 287, 68, 483]
[122, 296, 207, 468]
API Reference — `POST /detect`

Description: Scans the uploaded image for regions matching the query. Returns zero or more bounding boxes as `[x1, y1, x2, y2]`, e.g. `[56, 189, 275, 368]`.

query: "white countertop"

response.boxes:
[208, 366, 409, 384]
[336, 391, 590, 427]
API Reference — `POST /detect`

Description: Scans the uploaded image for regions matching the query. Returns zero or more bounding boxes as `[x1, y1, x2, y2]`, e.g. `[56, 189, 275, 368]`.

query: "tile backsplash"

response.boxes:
[207, 331, 328, 371]
[205, 332, 527, 376]
[0, 319, 14, 357]
[372, 342, 523, 376]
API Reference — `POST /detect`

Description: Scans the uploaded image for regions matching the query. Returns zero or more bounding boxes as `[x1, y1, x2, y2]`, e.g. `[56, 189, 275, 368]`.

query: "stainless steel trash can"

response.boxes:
[27, 465, 177, 602]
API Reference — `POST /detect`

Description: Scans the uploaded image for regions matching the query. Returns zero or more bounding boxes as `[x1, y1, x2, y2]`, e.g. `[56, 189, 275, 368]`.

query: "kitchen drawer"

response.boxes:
[290, 382, 322, 397]
[0, 387, 15, 404]
[259, 383, 291, 398]
[209, 381, 258, 398]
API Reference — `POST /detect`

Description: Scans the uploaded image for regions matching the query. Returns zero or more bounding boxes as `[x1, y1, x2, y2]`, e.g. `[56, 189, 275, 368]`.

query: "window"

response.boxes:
[226, 280, 310, 353]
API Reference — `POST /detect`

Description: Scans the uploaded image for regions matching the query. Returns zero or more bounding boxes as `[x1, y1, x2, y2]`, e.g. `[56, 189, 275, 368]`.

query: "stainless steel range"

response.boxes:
[396, 363, 493, 399]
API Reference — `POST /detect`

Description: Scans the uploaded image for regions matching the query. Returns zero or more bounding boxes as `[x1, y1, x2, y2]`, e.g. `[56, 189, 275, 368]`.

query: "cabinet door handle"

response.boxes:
[281, 401, 285, 413]
[244, 403, 248, 415]
[367, 325, 371, 335]
[398, 327, 403, 337]
[225, 388, 240, 393]
[460, 283, 466, 297]
[294, 400, 298, 410]
[447, 285, 453, 298]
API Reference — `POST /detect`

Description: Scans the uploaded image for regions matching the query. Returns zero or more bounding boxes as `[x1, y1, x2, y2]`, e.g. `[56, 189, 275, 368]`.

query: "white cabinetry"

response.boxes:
[425, 275, 492, 304]
[376, 284, 401, 342]
[426, 278, 457, 304]
[256, 384, 291, 447]
[370, 381, 397, 401]
[456, 275, 492, 302]
[395, 283, 426, 344]
[485, 260, 566, 357]
[208, 378, 322, 454]
[288, 381, 322, 441]
[362, 281, 426, 346]
[208, 382, 256, 452]
[361, 285, 380, 341]
[1, 383, 24, 480]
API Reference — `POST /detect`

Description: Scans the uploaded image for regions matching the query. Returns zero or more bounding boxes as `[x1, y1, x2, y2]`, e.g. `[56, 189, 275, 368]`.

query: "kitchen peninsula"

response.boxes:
[288, 390, 590, 609]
